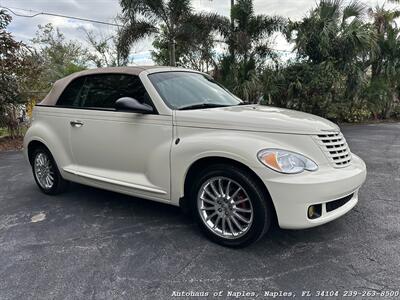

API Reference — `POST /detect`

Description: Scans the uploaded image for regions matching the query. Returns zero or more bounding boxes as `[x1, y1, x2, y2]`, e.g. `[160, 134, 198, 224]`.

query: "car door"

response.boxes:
[42, 76, 87, 176]
[68, 73, 173, 202]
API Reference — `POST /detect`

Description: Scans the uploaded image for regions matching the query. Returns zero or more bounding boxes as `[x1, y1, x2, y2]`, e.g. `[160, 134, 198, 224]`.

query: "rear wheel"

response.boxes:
[32, 147, 68, 195]
[190, 164, 272, 247]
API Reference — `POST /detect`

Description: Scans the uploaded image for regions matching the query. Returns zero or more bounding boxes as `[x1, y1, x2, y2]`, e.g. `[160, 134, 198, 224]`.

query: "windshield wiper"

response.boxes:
[178, 103, 231, 110]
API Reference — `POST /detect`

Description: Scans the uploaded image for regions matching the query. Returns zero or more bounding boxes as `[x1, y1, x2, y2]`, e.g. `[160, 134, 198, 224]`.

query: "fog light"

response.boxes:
[308, 204, 322, 219]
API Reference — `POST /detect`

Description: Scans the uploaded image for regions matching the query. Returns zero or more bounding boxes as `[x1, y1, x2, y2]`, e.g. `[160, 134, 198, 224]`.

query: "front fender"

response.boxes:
[170, 128, 321, 205]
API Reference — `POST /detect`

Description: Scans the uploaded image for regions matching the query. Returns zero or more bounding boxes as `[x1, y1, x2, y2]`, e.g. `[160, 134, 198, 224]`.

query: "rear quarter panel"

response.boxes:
[24, 106, 75, 180]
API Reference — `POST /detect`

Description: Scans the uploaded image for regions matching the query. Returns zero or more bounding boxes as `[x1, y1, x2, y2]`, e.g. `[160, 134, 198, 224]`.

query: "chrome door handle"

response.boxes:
[70, 120, 84, 127]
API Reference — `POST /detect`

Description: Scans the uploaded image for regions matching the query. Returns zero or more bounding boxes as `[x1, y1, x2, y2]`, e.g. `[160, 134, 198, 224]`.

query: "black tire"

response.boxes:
[189, 164, 272, 248]
[31, 146, 68, 195]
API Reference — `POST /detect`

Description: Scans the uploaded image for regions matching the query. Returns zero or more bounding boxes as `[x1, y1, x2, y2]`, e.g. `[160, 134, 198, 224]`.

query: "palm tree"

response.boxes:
[368, 5, 400, 77]
[289, 0, 375, 66]
[368, 4, 400, 118]
[117, 0, 226, 66]
[152, 12, 229, 71]
[217, 0, 285, 102]
[227, 0, 285, 63]
[283, 0, 378, 119]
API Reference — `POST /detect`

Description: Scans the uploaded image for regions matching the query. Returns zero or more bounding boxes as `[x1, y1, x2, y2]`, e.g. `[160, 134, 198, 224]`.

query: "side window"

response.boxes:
[81, 74, 151, 109]
[56, 77, 86, 107]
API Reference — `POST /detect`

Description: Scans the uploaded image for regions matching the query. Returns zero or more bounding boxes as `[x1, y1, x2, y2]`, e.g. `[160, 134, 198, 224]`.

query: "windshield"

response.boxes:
[148, 72, 242, 110]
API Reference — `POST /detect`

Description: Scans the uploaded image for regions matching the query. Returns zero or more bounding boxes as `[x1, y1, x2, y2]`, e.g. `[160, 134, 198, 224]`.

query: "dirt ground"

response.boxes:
[0, 136, 24, 152]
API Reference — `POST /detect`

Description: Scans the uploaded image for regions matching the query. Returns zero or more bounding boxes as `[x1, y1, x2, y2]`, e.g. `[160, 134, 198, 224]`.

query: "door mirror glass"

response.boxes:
[115, 97, 154, 113]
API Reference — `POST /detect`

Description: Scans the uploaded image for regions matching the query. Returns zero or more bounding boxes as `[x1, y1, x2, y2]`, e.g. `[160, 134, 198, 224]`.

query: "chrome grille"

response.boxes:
[315, 132, 352, 167]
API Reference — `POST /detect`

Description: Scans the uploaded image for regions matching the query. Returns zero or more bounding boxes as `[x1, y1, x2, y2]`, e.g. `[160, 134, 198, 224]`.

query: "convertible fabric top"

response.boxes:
[39, 66, 164, 106]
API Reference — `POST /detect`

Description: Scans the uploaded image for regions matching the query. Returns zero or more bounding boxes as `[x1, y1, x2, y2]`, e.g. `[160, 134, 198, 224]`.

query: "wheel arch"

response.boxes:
[180, 156, 277, 220]
[27, 140, 51, 165]
[24, 125, 71, 174]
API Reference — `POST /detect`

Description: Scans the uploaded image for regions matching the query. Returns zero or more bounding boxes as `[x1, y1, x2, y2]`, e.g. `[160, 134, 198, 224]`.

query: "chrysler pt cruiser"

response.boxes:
[24, 66, 367, 247]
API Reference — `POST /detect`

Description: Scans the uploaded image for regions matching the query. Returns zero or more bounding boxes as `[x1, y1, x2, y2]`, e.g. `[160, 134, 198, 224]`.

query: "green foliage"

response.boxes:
[392, 105, 400, 119]
[0, 9, 23, 107]
[1, 12, 90, 137]
[264, 0, 398, 122]
[2, 0, 400, 125]
[264, 62, 339, 115]
[31, 24, 88, 87]
[82, 29, 127, 67]
[368, 5, 400, 118]
[229, 0, 285, 60]
[0, 9, 32, 136]
[118, 0, 227, 67]
[0, 127, 7, 136]
[152, 13, 226, 71]
[218, 57, 263, 103]
[215, 0, 285, 102]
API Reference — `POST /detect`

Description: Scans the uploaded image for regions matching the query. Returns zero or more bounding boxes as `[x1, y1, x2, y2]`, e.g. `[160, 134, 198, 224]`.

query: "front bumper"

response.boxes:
[253, 154, 367, 229]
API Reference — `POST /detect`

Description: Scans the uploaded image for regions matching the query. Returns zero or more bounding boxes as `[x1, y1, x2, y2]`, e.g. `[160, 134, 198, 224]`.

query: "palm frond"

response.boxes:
[120, 0, 167, 24]
[318, 0, 343, 21]
[249, 15, 287, 38]
[340, 19, 377, 57]
[168, 0, 193, 24]
[342, 0, 366, 22]
[178, 12, 230, 40]
[231, 0, 254, 31]
[117, 20, 158, 59]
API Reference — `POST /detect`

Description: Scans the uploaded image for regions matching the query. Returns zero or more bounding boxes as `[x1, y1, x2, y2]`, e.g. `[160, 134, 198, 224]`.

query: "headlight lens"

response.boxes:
[257, 149, 318, 174]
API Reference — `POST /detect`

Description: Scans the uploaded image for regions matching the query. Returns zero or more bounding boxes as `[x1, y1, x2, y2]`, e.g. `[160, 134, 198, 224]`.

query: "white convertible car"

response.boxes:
[24, 66, 367, 247]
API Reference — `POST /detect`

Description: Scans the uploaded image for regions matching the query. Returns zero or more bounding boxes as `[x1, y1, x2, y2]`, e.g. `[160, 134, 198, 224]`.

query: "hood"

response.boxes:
[174, 104, 339, 135]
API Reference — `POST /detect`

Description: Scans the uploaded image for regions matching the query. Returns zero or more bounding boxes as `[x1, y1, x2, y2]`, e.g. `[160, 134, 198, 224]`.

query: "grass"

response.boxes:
[0, 127, 8, 137]
[0, 126, 28, 151]
[0, 126, 28, 138]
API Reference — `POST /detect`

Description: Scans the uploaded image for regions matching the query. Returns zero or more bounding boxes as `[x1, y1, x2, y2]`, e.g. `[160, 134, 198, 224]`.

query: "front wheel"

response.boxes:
[190, 164, 272, 248]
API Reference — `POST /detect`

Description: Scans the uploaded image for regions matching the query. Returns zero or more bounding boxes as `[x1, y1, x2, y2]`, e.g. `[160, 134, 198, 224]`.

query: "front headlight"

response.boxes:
[257, 149, 318, 174]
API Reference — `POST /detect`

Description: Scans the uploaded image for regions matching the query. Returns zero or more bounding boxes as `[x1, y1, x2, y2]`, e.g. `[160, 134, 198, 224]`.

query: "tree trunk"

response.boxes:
[229, 0, 235, 59]
[169, 39, 176, 67]
[385, 90, 397, 119]
[231, 0, 235, 31]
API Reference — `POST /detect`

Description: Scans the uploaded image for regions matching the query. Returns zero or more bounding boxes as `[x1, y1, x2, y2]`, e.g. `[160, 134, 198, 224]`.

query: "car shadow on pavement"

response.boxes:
[53, 182, 344, 253]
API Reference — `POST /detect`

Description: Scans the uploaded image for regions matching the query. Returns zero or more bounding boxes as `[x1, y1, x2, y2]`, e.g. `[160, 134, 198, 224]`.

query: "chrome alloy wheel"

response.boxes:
[34, 152, 55, 189]
[197, 176, 254, 239]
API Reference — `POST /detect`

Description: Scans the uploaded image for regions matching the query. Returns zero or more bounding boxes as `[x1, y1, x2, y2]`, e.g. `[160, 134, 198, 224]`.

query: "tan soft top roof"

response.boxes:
[39, 66, 172, 106]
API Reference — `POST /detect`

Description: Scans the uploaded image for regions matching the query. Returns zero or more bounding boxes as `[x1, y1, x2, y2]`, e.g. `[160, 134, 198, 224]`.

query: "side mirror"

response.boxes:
[115, 97, 154, 114]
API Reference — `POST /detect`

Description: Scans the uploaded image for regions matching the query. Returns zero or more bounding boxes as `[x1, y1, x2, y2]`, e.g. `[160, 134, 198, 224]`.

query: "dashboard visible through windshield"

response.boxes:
[148, 71, 242, 110]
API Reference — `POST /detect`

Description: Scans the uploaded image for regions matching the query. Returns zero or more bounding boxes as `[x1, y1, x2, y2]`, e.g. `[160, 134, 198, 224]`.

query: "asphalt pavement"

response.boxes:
[0, 123, 399, 299]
